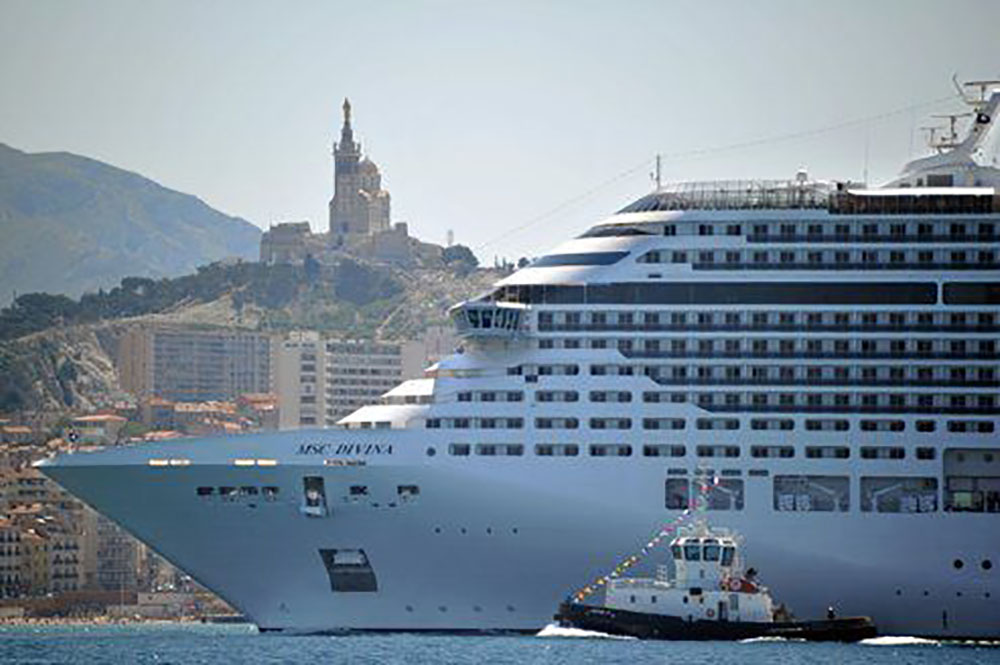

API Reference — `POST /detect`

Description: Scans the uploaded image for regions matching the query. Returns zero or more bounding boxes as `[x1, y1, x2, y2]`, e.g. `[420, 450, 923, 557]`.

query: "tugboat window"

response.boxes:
[671, 545, 682, 560]
[684, 544, 702, 561]
[721, 547, 735, 566]
[704, 545, 721, 562]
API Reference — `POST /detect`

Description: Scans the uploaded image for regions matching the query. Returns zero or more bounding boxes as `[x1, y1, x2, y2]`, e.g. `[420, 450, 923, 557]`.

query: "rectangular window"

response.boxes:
[861, 477, 938, 513]
[773, 475, 849, 512]
[643, 445, 686, 457]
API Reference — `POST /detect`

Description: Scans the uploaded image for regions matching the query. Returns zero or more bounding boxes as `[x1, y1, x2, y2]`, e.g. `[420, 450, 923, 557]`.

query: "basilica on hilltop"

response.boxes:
[260, 99, 418, 266]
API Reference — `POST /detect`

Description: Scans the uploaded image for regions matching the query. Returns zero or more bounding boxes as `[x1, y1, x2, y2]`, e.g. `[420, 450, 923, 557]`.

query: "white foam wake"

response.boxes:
[860, 636, 940, 646]
[535, 622, 637, 640]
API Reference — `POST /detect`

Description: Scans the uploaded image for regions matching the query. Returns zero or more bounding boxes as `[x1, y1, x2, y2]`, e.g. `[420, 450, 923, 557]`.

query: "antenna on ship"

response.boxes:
[930, 112, 973, 150]
[920, 125, 946, 153]
[650, 154, 662, 190]
[954, 74, 1000, 107]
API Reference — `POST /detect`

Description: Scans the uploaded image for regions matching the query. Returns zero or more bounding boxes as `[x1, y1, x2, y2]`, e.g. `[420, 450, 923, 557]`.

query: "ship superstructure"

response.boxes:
[38, 83, 1000, 637]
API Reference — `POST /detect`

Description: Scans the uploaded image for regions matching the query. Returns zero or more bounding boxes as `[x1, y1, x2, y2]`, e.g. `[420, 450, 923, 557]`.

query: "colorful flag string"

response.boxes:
[572, 474, 721, 602]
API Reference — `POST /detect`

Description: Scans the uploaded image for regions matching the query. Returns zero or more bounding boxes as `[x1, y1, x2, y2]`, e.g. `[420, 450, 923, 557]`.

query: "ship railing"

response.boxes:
[608, 577, 670, 591]
[618, 180, 834, 213]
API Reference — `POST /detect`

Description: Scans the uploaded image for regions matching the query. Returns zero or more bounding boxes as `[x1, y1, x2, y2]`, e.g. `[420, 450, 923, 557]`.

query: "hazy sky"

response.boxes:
[2, 0, 998, 262]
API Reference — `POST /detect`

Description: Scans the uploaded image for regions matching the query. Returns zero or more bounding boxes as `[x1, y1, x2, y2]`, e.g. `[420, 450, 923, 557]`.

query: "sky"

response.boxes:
[2, 0, 998, 263]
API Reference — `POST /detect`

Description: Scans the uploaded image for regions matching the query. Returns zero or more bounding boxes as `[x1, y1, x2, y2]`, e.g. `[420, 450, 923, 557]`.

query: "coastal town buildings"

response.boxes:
[68, 414, 127, 445]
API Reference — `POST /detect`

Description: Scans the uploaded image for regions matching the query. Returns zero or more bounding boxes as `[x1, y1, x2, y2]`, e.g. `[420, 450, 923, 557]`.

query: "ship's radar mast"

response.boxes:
[930, 112, 973, 151]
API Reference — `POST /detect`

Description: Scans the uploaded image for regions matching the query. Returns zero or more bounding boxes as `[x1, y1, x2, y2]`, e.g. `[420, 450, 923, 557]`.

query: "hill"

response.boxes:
[0, 143, 261, 305]
[0, 257, 501, 414]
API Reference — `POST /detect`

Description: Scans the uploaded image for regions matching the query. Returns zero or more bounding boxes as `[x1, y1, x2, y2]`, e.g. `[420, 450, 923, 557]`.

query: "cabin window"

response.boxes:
[704, 545, 721, 561]
[721, 547, 735, 567]
[684, 544, 702, 561]
[196, 487, 214, 497]
[671, 545, 682, 560]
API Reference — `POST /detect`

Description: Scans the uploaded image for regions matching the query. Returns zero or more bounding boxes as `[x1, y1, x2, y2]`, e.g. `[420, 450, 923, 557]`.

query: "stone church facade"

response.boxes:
[328, 98, 391, 245]
[260, 99, 417, 266]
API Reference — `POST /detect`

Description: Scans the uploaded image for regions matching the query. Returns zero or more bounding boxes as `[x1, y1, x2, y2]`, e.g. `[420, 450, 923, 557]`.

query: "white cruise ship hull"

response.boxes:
[39, 430, 999, 637]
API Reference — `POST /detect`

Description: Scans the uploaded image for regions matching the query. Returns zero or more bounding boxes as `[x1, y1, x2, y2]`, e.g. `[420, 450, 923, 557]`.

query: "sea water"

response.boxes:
[0, 623, 998, 665]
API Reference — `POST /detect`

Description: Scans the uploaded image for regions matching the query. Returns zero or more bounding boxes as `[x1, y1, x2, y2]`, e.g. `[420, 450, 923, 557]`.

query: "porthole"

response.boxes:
[922, 590, 929, 597]
[438, 606, 447, 612]
[405, 605, 414, 612]
[956, 591, 963, 597]
[894, 589, 902, 596]
[983, 560, 993, 571]
[506, 605, 515, 612]
[486, 527, 493, 535]
[473, 606, 482, 613]
[434, 527, 441, 534]
[512, 528, 519, 535]
[954, 559, 964, 570]
[426, 447, 436, 457]
[460, 527, 467, 534]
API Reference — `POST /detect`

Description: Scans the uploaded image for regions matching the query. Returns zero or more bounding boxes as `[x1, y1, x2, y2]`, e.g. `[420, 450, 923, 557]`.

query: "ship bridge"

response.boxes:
[449, 300, 528, 340]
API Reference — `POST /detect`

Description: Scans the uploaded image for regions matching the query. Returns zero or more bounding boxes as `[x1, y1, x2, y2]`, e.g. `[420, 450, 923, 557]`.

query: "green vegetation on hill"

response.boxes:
[0, 258, 405, 341]
[0, 142, 261, 305]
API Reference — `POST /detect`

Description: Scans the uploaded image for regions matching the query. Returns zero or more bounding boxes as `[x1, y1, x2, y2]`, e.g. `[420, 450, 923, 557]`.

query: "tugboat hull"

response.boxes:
[554, 602, 877, 642]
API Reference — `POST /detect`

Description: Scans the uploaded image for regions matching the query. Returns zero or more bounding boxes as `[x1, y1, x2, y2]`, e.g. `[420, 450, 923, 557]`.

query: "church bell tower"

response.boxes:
[329, 98, 363, 242]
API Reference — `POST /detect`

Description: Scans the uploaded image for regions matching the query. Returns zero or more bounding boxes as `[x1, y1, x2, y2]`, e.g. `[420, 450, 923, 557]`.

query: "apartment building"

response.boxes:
[275, 332, 438, 429]
[117, 326, 273, 402]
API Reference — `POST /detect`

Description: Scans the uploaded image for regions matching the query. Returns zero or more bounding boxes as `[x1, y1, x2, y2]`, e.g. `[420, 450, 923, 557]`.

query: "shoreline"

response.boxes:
[0, 615, 249, 627]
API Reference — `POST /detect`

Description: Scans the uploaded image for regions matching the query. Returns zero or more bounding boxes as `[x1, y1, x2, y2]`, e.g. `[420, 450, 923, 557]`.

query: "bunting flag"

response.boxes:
[572, 473, 723, 602]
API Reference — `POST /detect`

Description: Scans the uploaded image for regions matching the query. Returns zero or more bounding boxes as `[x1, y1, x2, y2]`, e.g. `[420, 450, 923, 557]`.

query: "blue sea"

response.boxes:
[1, 623, 998, 665]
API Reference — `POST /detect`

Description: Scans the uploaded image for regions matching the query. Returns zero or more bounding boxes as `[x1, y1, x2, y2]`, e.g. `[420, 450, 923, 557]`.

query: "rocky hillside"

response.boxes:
[0, 257, 503, 415]
[0, 325, 122, 415]
[0, 143, 261, 305]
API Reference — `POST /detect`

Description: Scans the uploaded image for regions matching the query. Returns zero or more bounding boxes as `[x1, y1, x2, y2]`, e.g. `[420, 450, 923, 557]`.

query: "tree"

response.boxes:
[442, 244, 479, 274]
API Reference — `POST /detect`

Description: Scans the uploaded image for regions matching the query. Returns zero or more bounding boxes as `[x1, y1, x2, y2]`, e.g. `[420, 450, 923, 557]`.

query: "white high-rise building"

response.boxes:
[275, 332, 428, 429]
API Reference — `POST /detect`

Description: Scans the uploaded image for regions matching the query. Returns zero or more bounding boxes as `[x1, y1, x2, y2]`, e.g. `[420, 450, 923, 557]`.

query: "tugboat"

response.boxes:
[555, 521, 876, 641]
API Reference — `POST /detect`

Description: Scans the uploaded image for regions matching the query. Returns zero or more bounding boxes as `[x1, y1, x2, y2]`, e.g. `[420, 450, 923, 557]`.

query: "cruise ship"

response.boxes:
[39, 82, 1000, 637]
